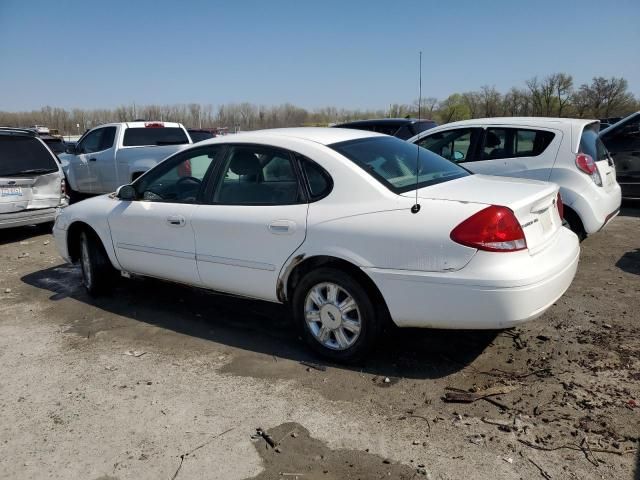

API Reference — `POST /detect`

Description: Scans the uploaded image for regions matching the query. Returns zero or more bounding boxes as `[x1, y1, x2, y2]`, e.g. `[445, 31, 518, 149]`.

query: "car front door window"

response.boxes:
[417, 128, 476, 162]
[136, 148, 221, 204]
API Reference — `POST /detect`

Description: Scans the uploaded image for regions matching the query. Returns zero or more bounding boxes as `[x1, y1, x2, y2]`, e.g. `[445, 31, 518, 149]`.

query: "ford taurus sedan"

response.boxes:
[53, 128, 580, 362]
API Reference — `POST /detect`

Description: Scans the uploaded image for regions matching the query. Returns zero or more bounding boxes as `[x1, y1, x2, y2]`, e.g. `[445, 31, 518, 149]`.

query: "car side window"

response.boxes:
[298, 155, 333, 200]
[135, 146, 222, 204]
[417, 128, 475, 163]
[481, 128, 555, 160]
[77, 129, 103, 154]
[481, 128, 509, 160]
[213, 145, 302, 205]
[99, 126, 117, 151]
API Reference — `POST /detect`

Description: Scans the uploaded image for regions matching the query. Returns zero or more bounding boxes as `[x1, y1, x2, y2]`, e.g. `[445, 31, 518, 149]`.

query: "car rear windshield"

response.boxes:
[330, 136, 469, 193]
[188, 130, 215, 143]
[122, 127, 189, 147]
[580, 127, 609, 161]
[0, 135, 59, 176]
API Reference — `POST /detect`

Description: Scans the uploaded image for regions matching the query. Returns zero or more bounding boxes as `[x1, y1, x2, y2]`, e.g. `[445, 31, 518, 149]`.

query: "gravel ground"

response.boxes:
[0, 203, 638, 480]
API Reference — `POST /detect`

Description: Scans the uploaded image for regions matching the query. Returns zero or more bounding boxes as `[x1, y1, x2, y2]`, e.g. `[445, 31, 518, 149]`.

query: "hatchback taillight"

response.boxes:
[556, 192, 564, 220]
[450, 205, 527, 252]
[576, 153, 602, 186]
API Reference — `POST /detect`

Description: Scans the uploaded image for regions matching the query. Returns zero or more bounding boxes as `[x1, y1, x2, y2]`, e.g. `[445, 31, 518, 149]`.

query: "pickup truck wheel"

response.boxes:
[292, 268, 381, 363]
[79, 231, 116, 295]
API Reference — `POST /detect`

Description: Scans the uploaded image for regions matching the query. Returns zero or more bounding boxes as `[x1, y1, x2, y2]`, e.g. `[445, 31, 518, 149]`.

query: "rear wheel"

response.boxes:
[563, 208, 586, 241]
[79, 230, 116, 295]
[292, 268, 382, 363]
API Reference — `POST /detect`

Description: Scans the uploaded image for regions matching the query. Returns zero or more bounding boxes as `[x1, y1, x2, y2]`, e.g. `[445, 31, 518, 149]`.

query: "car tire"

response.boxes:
[292, 267, 382, 363]
[79, 230, 116, 295]
[563, 208, 586, 241]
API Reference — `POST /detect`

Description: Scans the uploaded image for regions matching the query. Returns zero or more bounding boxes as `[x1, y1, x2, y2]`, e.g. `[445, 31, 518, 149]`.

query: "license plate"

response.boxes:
[1, 187, 22, 197]
[539, 209, 552, 232]
[606, 172, 614, 186]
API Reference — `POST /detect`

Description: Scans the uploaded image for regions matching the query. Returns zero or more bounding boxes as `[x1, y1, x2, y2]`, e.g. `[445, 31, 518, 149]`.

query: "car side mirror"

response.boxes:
[116, 184, 137, 201]
[65, 145, 77, 154]
[453, 151, 464, 161]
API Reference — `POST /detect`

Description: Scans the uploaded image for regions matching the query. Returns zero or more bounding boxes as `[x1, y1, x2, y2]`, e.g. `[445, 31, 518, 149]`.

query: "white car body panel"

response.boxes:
[409, 117, 622, 235]
[58, 122, 192, 195]
[54, 128, 580, 330]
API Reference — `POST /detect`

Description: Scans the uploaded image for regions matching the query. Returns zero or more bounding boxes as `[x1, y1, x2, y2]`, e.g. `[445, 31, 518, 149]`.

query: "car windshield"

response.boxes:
[330, 136, 469, 193]
[0, 135, 59, 176]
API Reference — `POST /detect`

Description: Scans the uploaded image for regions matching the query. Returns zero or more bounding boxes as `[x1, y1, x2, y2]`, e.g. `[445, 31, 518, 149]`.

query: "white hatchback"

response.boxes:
[409, 118, 622, 239]
[53, 128, 579, 361]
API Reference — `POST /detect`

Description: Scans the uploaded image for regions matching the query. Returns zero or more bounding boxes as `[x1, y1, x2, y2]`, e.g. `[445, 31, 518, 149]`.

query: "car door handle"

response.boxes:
[167, 215, 186, 227]
[89, 157, 97, 162]
[269, 220, 295, 235]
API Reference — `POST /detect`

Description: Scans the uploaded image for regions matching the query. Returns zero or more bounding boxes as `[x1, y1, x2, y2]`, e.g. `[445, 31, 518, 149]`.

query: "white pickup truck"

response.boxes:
[59, 121, 192, 197]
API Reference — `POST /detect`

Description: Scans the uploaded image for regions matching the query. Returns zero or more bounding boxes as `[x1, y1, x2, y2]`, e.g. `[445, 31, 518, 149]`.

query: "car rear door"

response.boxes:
[107, 145, 222, 286]
[459, 127, 560, 181]
[191, 144, 308, 302]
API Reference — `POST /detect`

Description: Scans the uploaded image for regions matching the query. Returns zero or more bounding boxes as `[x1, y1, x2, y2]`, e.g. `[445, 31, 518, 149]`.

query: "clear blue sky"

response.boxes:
[1, 0, 638, 111]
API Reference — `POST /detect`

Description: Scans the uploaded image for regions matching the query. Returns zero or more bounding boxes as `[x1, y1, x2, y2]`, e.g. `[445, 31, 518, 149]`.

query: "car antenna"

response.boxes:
[411, 51, 422, 214]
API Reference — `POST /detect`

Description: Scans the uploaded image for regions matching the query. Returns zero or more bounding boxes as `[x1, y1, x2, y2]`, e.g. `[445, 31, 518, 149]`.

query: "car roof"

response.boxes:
[0, 127, 38, 137]
[335, 118, 435, 127]
[197, 127, 383, 147]
[434, 117, 598, 129]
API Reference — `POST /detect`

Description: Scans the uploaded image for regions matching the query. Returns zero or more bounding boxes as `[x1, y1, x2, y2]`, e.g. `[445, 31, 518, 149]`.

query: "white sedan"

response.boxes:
[53, 128, 580, 361]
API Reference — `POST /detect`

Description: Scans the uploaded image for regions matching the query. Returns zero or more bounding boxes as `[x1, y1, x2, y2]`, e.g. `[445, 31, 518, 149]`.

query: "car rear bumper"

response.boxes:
[0, 208, 57, 229]
[570, 182, 622, 234]
[365, 227, 580, 329]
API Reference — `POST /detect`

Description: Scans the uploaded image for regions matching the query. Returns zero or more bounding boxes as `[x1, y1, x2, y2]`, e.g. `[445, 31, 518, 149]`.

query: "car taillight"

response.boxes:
[576, 153, 602, 186]
[556, 192, 564, 220]
[61, 178, 67, 196]
[450, 205, 527, 252]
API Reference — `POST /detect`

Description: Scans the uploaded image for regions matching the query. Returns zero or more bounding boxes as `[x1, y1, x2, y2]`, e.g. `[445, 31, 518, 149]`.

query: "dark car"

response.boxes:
[333, 118, 437, 140]
[187, 128, 216, 143]
[39, 135, 67, 155]
[600, 112, 640, 199]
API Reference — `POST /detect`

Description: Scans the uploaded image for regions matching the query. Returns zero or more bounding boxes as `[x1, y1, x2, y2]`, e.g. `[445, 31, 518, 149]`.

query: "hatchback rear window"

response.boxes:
[580, 127, 609, 161]
[330, 136, 469, 193]
[0, 136, 59, 176]
[122, 127, 189, 147]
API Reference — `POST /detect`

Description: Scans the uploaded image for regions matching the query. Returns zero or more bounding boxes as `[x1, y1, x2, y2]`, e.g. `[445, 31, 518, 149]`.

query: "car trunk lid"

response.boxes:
[403, 174, 562, 253]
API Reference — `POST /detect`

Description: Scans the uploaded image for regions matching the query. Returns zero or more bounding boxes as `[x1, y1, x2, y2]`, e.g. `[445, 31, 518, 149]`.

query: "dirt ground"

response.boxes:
[0, 203, 639, 480]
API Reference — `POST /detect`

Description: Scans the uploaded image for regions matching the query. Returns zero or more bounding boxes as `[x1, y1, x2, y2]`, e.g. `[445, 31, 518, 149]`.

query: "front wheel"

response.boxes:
[79, 231, 116, 295]
[292, 268, 382, 363]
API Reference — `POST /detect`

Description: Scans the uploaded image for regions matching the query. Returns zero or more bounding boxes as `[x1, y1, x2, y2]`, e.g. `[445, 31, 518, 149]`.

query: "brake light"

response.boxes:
[576, 153, 602, 186]
[556, 192, 564, 220]
[145, 122, 164, 128]
[450, 205, 527, 252]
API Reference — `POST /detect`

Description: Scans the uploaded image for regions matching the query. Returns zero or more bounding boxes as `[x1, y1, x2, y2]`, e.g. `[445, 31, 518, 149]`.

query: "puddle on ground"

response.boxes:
[245, 422, 418, 480]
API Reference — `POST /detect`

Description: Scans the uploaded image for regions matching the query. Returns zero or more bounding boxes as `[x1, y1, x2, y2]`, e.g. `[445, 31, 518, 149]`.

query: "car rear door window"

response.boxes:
[213, 146, 302, 205]
[0, 136, 59, 176]
[482, 128, 554, 160]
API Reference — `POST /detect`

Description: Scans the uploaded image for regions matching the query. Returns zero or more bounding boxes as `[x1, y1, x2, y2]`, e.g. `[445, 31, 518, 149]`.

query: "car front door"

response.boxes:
[602, 116, 640, 197]
[70, 128, 103, 193]
[107, 146, 222, 286]
[191, 144, 308, 301]
[90, 126, 118, 193]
